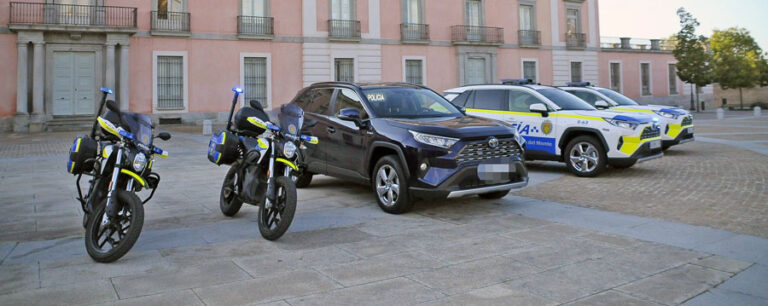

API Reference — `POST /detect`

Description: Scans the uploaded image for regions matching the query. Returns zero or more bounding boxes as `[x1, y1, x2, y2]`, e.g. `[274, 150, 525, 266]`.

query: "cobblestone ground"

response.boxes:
[0, 118, 766, 305]
[517, 113, 768, 238]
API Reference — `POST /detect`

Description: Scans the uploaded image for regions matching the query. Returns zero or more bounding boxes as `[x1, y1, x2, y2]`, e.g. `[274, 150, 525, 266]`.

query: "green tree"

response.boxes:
[758, 53, 768, 87]
[673, 8, 712, 111]
[710, 27, 765, 109]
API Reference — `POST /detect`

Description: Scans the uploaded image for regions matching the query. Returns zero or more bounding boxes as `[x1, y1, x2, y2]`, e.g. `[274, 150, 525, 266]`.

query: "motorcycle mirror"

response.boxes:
[106, 100, 120, 114]
[156, 132, 172, 141]
[249, 100, 264, 111]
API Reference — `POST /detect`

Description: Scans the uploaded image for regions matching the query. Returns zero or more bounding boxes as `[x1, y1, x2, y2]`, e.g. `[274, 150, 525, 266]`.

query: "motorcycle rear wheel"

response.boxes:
[258, 176, 296, 241]
[85, 190, 144, 263]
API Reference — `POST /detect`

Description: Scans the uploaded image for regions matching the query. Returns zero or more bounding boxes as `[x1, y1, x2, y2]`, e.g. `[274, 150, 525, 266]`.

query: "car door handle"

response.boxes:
[327, 126, 336, 134]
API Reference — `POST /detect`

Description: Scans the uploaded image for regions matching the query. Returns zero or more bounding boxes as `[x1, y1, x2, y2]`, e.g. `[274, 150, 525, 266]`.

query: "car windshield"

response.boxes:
[596, 88, 639, 106]
[362, 87, 463, 118]
[536, 89, 596, 111]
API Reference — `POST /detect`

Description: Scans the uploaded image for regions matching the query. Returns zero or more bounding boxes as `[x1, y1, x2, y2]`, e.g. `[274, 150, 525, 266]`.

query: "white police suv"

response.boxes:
[444, 81, 663, 177]
[560, 82, 694, 150]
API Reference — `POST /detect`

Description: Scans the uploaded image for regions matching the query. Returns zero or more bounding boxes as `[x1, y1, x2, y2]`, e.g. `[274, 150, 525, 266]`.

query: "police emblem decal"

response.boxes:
[288, 124, 297, 134]
[542, 120, 553, 135]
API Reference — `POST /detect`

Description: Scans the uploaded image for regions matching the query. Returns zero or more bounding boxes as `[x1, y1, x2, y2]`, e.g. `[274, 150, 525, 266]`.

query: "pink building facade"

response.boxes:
[0, 0, 684, 132]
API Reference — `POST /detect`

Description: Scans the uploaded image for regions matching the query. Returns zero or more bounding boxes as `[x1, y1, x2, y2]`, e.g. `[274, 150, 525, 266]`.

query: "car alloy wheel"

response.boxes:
[569, 141, 599, 173]
[375, 165, 400, 207]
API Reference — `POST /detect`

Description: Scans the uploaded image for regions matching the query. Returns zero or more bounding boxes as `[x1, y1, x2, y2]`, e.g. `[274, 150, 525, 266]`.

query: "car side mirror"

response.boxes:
[156, 132, 172, 141]
[106, 100, 120, 114]
[529, 103, 549, 117]
[594, 100, 610, 109]
[338, 108, 363, 127]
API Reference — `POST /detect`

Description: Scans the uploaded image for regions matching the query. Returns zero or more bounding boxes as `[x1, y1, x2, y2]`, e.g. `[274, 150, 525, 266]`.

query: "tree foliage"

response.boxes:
[672, 8, 712, 88]
[710, 27, 764, 90]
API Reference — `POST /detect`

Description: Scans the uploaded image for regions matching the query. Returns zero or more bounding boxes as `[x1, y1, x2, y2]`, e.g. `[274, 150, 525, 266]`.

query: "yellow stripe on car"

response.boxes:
[612, 108, 655, 113]
[120, 169, 146, 187]
[619, 135, 662, 155]
[276, 158, 298, 171]
[466, 108, 541, 117]
[550, 114, 605, 121]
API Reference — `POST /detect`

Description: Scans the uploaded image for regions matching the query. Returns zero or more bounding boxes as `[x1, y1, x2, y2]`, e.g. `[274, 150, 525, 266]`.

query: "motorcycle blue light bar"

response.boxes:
[100, 87, 113, 94]
[565, 81, 591, 87]
[233, 87, 244, 93]
[119, 130, 134, 140]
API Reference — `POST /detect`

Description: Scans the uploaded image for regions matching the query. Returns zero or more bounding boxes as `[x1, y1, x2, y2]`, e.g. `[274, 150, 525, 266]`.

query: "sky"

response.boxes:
[599, 0, 768, 51]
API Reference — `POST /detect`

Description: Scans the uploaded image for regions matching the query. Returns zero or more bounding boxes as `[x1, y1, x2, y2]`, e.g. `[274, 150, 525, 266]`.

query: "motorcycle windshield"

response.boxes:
[123, 113, 154, 146]
[279, 104, 304, 137]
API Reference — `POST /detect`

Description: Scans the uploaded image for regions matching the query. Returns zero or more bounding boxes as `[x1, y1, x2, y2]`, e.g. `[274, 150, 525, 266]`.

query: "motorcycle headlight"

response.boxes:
[409, 131, 459, 149]
[604, 119, 638, 130]
[654, 111, 679, 119]
[133, 152, 147, 172]
[283, 141, 297, 159]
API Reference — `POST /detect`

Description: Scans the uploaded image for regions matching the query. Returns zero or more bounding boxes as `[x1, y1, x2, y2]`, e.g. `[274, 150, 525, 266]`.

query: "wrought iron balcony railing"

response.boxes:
[566, 32, 586, 49]
[400, 23, 430, 42]
[518, 30, 541, 46]
[238, 16, 274, 37]
[151, 11, 190, 33]
[451, 25, 504, 44]
[9, 2, 136, 28]
[328, 19, 361, 40]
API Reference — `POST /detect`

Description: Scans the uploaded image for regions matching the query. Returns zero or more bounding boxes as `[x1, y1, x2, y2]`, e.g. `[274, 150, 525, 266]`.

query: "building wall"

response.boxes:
[598, 50, 684, 106]
[714, 85, 768, 109]
[0, 0, 684, 132]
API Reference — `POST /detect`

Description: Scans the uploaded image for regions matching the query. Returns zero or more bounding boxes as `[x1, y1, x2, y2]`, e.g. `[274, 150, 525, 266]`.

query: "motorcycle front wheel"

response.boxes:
[85, 190, 144, 263]
[258, 176, 296, 241]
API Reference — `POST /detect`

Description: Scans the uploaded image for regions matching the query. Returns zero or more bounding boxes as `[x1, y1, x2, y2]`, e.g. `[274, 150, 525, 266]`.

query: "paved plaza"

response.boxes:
[0, 111, 766, 305]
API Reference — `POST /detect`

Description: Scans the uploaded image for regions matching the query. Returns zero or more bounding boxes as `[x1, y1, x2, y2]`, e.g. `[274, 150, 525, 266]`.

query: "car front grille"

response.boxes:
[681, 116, 693, 126]
[456, 139, 522, 163]
[640, 126, 661, 140]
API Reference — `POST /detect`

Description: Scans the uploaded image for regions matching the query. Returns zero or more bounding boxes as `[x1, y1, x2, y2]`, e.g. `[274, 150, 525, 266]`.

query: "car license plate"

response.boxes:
[687, 127, 694, 134]
[649, 140, 661, 150]
[478, 164, 514, 181]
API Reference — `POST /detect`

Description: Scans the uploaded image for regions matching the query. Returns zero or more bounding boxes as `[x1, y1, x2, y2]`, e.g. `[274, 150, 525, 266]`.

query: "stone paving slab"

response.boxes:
[287, 277, 444, 305]
[616, 264, 733, 305]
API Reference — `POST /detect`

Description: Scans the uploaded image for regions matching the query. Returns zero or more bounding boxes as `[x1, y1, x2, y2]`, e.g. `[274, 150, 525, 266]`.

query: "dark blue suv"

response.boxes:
[284, 82, 528, 214]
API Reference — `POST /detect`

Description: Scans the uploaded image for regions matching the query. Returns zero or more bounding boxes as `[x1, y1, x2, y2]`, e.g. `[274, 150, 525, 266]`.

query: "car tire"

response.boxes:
[372, 155, 412, 214]
[293, 172, 313, 188]
[478, 190, 510, 199]
[564, 135, 607, 177]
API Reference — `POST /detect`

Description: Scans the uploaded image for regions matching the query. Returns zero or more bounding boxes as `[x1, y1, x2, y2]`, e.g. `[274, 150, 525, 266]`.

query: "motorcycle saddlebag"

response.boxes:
[67, 135, 98, 174]
[207, 129, 239, 165]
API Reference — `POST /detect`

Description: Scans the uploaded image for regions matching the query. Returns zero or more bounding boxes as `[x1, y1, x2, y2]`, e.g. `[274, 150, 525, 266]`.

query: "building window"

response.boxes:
[331, 0, 354, 20]
[466, 57, 487, 85]
[403, 0, 423, 23]
[465, 0, 483, 26]
[157, 0, 184, 14]
[523, 60, 537, 81]
[610, 62, 621, 92]
[404, 59, 424, 85]
[243, 57, 268, 108]
[570, 62, 582, 82]
[334, 58, 355, 82]
[668, 63, 678, 95]
[519, 4, 534, 30]
[566, 8, 580, 34]
[641, 63, 651, 96]
[242, 0, 267, 16]
[156, 55, 184, 110]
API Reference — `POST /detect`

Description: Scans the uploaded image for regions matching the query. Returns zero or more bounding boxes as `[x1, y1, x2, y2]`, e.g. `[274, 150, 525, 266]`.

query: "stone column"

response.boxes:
[14, 42, 29, 132]
[30, 41, 45, 132]
[118, 44, 130, 111]
[105, 42, 116, 92]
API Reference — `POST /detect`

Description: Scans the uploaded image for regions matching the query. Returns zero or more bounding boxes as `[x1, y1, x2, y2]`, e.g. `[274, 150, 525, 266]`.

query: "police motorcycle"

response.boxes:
[208, 87, 318, 240]
[66, 87, 170, 263]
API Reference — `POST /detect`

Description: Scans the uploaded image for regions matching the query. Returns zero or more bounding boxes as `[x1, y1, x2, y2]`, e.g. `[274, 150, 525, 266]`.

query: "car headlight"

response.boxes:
[133, 152, 147, 172]
[655, 111, 679, 119]
[282, 141, 297, 159]
[604, 119, 638, 130]
[409, 131, 458, 149]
